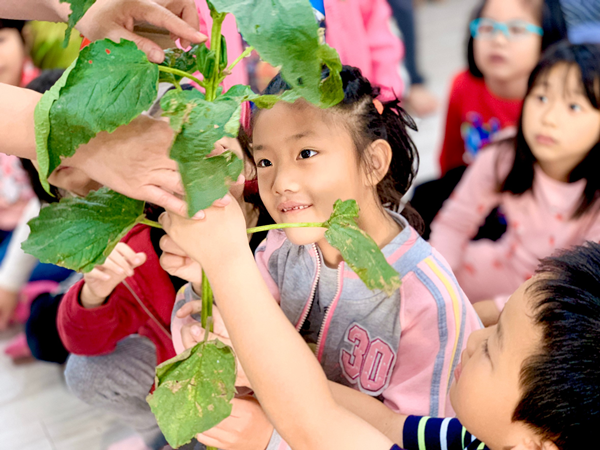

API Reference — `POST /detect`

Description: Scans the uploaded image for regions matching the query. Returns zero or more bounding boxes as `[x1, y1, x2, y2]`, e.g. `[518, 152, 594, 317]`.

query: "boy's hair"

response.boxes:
[250, 65, 423, 231]
[498, 41, 600, 218]
[20, 69, 66, 203]
[514, 241, 600, 449]
[467, 0, 567, 78]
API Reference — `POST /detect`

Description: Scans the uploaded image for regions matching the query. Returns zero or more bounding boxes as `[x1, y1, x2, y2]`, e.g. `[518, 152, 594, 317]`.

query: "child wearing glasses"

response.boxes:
[411, 0, 566, 240]
[430, 41, 600, 326]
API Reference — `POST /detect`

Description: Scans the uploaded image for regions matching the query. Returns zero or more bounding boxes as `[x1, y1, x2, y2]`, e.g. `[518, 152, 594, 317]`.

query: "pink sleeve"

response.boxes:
[254, 231, 287, 304]
[430, 145, 507, 270]
[361, 0, 404, 100]
[382, 260, 481, 417]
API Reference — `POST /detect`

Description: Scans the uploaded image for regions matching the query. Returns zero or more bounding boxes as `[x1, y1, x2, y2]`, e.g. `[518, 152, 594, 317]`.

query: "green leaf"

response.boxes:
[159, 46, 200, 83]
[34, 60, 76, 193]
[60, 0, 96, 46]
[147, 339, 237, 448]
[208, 0, 344, 107]
[21, 188, 145, 272]
[195, 45, 217, 80]
[162, 91, 244, 216]
[45, 39, 158, 178]
[221, 84, 301, 109]
[324, 200, 401, 296]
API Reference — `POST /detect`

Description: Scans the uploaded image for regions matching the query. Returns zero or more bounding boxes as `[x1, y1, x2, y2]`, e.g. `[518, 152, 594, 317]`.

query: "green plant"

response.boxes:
[23, 0, 401, 447]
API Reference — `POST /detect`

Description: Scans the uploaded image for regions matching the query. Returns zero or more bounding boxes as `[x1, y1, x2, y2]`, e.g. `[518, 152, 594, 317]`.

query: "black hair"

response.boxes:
[249, 65, 423, 231]
[467, 0, 567, 78]
[0, 19, 25, 34]
[499, 41, 600, 218]
[513, 241, 600, 449]
[20, 69, 66, 203]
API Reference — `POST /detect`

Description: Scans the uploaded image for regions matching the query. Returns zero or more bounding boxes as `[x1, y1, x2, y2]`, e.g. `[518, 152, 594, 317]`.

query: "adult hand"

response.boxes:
[196, 397, 274, 450]
[67, 115, 188, 215]
[73, 0, 206, 63]
[0, 287, 19, 331]
[179, 302, 251, 388]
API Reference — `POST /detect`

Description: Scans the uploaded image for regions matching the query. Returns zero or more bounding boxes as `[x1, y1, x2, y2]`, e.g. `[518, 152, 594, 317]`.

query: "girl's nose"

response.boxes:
[541, 102, 559, 127]
[272, 162, 301, 195]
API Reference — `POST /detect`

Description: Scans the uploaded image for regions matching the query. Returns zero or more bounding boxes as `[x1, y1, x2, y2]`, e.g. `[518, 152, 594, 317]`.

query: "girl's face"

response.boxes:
[523, 63, 600, 181]
[252, 101, 374, 246]
[474, 0, 542, 90]
[0, 28, 25, 86]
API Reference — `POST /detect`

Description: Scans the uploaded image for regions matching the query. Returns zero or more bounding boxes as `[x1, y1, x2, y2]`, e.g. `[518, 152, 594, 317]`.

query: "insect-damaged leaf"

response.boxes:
[21, 188, 145, 273]
[147, 339, 236, 448]
[161, 89, 243, 216]
[324, 200, 401, 296]
[159, 46, 200, 84]
[60, 0, 96, 45]
[44, 39, 158, 179]
[208, 0, 343, 107]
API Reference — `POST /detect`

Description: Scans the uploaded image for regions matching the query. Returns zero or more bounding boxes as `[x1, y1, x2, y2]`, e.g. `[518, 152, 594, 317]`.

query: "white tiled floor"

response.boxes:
[0, 1, 479, 448]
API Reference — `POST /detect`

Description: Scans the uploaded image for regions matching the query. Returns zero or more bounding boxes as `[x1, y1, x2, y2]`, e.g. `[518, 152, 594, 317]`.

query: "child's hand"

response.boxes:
[195, 396, 274, 450]
[159, 234, 202, 291]
[0, 287, 19, 330]
[178, 301, 251, 388]
[159, 196, 250, 271]
[81, 243, 146, 308]
[473, 299, 501, 327]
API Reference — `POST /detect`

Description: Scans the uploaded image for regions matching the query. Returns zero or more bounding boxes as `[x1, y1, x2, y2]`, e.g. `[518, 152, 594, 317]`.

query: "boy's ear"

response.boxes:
[363, 139, 392, 187]
[512, 438, 559, 450]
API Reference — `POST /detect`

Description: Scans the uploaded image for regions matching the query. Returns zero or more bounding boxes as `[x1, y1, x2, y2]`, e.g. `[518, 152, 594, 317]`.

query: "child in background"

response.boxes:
[163, 66, 481, 450]
[162, 183, 600, 450]
[430, 42, 600, 326]
[411, 0, 567, 239]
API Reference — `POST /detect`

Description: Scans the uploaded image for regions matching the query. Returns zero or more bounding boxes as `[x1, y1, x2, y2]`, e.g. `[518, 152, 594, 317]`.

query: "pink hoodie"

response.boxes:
[195, 0, 404, 99]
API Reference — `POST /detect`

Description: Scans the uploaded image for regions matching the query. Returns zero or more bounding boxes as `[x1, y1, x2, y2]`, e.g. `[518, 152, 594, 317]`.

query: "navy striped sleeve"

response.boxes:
[402, 415, 485, 450]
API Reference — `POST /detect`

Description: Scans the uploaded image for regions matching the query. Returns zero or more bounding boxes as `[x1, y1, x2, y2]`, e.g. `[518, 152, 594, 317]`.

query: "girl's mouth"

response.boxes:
[535, 134, 557, 145]
[454, 361, 462, 382]
[280, 204, 312, 214]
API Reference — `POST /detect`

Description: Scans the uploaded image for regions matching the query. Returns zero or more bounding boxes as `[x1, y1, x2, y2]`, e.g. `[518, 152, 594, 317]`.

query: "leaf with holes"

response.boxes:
[21, 188, 145, 272]
[147, 339, 236, 448]
[324, 200, 401, 296]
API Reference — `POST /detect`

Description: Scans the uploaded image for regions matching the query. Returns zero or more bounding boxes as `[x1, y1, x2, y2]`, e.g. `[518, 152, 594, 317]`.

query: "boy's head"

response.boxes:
[0, 19, 26, 86]
[450, 241, 600, 450]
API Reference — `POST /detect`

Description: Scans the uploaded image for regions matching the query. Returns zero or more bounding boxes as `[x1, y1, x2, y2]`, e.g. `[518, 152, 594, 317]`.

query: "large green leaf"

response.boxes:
[324, 200, 401, 296]
[159, 45, 201, 84]
[147, 339, 236, 448]
[208, 0, 343, 107]
[161, 90, 244, 216]
[21, 188, 145, 272]
[34, 60, 76, 193]
[221, 84, 302, 109]
[45, 39, 158, 178]
[60, 0, 96, 45]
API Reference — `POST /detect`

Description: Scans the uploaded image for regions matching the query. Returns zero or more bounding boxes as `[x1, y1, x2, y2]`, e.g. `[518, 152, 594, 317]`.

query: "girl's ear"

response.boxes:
[363, 139, 393, 187]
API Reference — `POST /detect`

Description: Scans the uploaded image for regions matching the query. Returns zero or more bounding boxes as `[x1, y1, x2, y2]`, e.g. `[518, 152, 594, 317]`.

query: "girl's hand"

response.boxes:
[195, 396, 274, 450]
[159, 234, 202, 290]
[81, 243, 146, 308]
[159, 196, 249, 268]
[178, 301, 251, 388]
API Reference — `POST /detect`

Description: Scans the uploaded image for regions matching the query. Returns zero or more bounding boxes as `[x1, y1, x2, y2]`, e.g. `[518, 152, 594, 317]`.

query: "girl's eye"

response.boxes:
[537, 95, 548, 103]
[298, 149, 318, 160]
[256, 159, 272, 168]
[569, 103, 582, 112]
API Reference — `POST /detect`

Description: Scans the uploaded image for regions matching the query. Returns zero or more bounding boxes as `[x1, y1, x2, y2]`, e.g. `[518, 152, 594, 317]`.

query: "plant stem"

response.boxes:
[246, 222, 326, 234]
[140, 218, 163, 229]
[226, 46, 254, 73]
[157, 65, 204, 87]
[205, 10, 226, 102]
[201, 270, 214, 333]
[172, 78, 182, 91]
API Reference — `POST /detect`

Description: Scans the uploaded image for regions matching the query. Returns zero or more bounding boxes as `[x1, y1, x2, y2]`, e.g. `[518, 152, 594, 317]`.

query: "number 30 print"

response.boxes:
[340, 324, 395, 395]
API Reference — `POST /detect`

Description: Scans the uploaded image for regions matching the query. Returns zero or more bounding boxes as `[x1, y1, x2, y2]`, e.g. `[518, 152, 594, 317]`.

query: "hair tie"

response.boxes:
[373, 98, 384, 114]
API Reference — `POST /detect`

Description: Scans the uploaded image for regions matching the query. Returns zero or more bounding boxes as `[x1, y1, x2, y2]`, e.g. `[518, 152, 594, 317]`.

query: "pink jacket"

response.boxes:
[195, 0, 404, 99]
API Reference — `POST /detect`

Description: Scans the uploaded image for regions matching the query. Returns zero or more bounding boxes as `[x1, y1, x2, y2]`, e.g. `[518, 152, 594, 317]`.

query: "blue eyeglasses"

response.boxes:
[470, 18, 544, 40]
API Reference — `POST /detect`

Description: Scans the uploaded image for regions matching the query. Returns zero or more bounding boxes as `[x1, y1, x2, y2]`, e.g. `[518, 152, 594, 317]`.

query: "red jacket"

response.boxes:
[439, 70, 523, 176]
[58, 225, 177, 364]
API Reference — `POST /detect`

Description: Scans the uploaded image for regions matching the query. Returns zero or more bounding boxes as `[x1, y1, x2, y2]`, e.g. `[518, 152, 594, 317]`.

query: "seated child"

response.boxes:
[429, 42, 600, 326]
[162, 66, 481, 449]
[161, 194, 600, 450]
